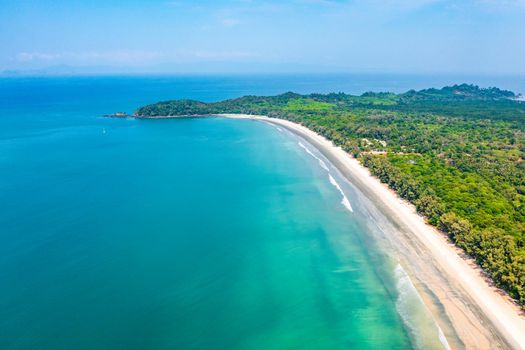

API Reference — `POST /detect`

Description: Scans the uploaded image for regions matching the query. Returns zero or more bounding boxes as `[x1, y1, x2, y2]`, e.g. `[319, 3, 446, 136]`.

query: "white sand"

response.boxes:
[218, 113, 525, 350]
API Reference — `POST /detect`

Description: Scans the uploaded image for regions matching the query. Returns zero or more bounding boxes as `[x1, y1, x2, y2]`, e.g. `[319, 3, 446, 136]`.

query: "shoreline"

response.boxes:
[214, 113, 525, 349]
[135, 112, 525, 349]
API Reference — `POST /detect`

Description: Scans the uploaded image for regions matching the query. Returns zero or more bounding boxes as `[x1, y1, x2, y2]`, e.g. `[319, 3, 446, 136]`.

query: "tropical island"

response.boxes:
[135, 84, 525, 348]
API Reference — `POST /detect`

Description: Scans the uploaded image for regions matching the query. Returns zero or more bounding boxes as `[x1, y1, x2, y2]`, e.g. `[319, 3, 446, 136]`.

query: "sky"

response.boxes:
[1, 0, 525, 74]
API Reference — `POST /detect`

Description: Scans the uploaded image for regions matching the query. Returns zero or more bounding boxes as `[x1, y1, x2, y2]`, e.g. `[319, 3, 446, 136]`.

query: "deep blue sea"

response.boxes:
[1, 74, 523, 349]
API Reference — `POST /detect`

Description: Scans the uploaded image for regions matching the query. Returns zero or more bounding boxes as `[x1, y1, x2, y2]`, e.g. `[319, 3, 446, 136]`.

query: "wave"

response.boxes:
[328, 174, 353, 213]
[298, 142, 329, 171]
[394, 264, 451, 350]
[296, 141, 353, 213]
[264, 121, 284, 132]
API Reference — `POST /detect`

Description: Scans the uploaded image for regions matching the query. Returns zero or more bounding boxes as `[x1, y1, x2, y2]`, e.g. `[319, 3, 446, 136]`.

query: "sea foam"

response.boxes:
[328, 174, 353, 213]
[394, 264, 451, 350]
[264, 121, 284, 132]
[298, 142, 329, 171]
[297, 140, 353, 213]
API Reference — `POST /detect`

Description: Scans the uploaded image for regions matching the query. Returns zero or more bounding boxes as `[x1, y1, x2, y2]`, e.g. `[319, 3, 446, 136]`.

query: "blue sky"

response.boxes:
[1, 0, 524, 74]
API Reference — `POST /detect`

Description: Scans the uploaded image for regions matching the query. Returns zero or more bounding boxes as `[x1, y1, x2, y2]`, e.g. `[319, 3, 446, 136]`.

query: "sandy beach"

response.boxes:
[216, 114, 525, 350]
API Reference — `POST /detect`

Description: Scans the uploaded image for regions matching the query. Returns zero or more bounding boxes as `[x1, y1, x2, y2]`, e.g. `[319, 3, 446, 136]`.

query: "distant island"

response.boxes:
[135, 84, 525, 311]
[104, 112, 131, 118]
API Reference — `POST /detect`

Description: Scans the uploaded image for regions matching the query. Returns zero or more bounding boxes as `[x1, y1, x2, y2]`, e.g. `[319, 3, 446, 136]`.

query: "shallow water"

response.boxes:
[0, 74, 505, 349]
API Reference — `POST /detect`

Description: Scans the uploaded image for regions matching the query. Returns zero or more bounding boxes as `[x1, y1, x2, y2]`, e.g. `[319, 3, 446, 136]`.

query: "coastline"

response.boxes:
[213, 113, 525, 350]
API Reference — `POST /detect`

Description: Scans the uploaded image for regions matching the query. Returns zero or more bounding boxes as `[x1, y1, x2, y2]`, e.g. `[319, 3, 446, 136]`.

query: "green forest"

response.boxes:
[136, 84, 525, 306]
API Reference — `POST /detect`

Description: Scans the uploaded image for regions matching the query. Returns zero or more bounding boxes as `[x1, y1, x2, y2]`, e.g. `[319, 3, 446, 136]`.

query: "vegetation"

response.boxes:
[136, 84, 525, 306]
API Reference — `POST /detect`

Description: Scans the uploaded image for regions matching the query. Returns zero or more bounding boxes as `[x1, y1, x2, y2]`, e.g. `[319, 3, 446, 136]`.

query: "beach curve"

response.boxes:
[216, 113, 525, 350]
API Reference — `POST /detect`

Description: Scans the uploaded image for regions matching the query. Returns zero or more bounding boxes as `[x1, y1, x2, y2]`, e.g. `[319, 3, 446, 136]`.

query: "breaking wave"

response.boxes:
[394, 264, 451, 350]
[298, 142, 329, 171]
[265, 121, 284, 132]
[328, 174, 353, 213]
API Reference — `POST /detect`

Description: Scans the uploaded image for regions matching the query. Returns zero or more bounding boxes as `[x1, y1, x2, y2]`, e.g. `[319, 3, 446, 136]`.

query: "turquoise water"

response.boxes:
[1, 74, 508, 349]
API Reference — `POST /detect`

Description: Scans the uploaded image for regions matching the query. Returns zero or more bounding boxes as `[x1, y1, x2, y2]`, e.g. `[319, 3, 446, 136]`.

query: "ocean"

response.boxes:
[1, 74, 521, 349]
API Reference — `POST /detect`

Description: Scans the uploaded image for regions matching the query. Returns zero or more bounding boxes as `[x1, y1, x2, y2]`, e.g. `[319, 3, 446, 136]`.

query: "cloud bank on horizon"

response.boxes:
[0, 0, 524, 74]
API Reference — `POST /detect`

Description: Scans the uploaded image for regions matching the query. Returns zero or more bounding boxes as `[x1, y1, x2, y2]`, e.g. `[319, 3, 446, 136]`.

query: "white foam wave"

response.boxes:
[298, 142, 329, 171]
[394, 264, 451, 350]
[265, 121, 284, 132]
[438, 329, 450, 350]
[328, 174, 353, 213]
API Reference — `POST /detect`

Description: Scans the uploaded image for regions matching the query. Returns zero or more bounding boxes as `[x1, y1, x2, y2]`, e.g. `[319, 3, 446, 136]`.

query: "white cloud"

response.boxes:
[14, 49, 259, 67]
[15, 51, 163, 65]
[16, 52, 61, 62]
